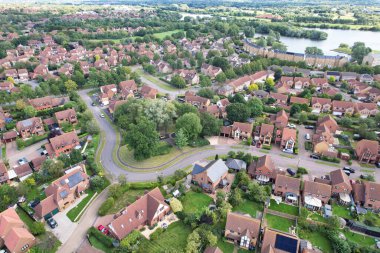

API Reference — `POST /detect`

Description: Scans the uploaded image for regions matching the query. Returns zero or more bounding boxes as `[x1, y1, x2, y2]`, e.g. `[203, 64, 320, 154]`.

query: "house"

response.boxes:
[0, 162, 9, 184]
[155, 61, 172, 74]
[274, 175, 301, 204]
[341, 72, 357, 81]
[354, 103, 379, 118]
[30, 156, 47, 172]
[269, 93, 288, 106]
[191, 159, 229, 193]
[14, 163, 33, 181]
[261, 228, 300, 253]
[17, 69, 29, 81]
[311, 78, 329, 89]
[225, 158, 247, 172]
[2, 130, 18, 143]
[34, 165, 89, 220]
[325, 71, 341, 82]
[257, 124, 274, 146]
[316, 115, 339, 134]
[28, 96, 69, 111]
[311, 97, 331, 114]
[109, 100, 128, 115]
[303, 180, 332, 210]
[359, 74, 374, 84]
[280, 76, 294, 87]
[140, 85, 158, 99]
[231, 122, 253, 140]
[16, 117, 45, 139]
[228, 75, 253, 92]
[353, 181, 380, 211]
[107, 188, 170, 240]
[289, 96, 309, 106]
[201, 63, 223, 79]
[0, 81, 14, 92]
[185, 93, 210, 109]
[281, 128, 297, 152]
[0, 208, 36, 253]
[45, 131, 81, 157]
[31, 64, 48, 79]
[355, 139, 379, 164]
[224, 212, 261, 250]
[248, 155, 277, 184]
[201, 104, 221, 118]
[330, 169, 352, 205]
[119, 80, 138, 98]
[332, 101, 355, 116]
[55, 108, 78, 126]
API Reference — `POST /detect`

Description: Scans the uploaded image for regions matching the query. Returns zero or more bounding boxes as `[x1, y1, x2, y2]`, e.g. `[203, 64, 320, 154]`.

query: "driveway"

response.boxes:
[297, 125, 314, 157]
[6, 140, 47, 167]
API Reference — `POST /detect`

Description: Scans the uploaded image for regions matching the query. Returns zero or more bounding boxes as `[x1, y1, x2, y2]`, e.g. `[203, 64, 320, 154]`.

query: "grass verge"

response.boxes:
[67, 191, 97, 222]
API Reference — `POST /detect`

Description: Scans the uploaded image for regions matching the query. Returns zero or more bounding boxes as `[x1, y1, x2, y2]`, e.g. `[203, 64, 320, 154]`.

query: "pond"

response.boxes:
[256, 29, 380, 56]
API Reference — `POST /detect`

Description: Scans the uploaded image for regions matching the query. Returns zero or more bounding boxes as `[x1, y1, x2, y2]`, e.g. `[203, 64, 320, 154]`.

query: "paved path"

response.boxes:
[57, 188, 109, 253]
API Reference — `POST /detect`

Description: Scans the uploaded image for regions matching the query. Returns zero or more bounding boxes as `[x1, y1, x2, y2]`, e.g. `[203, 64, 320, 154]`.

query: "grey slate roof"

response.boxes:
[192, 159, 228, 183]
[225, 158, 247, 171]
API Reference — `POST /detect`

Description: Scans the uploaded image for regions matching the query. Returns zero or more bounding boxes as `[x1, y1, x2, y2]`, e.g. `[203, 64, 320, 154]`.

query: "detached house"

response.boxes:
[303, 180, 332, 211]
[294, 77, 311, 90]
[261, 228, 300, 253]
[257, 124, 274, 146]
[332, 101, 355, 116]
[140, 85, 158, 99]
[107, 188, 170, 240]
[55, 108, 77, 126]
[28, 96, 69, 111]
[269, 93, 288, 106]
[16, 117, 45, 139]
[231, 122, 253, 140]
[201, 64, 223, 79]
[119, 80, 138, 99]
[224, 212, 261, 250]
[311, 97, 331, 114]
[354, 103, 379, 118]
[34, 165, 89, 220]
[185, 92, 210, 109]
[248, 155, 277, 184]
[45, 131, 81, 157]
[191, 159, 229, 193]
[353, 181, 380, 211]
[311, 78, 329, 89]
[355, 139, 379, 164]
[330, 169, 352, 205]
[274, 175, 301, 204]
[281, 128, 297, 153]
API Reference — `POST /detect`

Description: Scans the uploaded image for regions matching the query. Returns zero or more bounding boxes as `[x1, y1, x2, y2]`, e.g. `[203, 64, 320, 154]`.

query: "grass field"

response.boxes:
[217, 239, 235, 253]
[343, 230, 376, 247]
[152, 29, 184, 39]
[107, 189, 146, 214]
[138, 221, 191, 253]
[67, 191, 96, 222]
[332, 203, 353, 220]
[265, 214, 295, 233]
[136, 69, 179, 91]
[269, 199, 299, 216]
[232, 199, 264, 218]
[181, 191, 213, 215]
[299, 230, 333, 253]
[308, 212, 327, 223]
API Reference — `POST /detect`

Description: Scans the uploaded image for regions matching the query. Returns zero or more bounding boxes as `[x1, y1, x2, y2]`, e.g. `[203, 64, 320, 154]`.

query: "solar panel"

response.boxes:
[23, 119, 33, 127]
[67, 172, 84, 188]
[59, 190, 69, 199]
[275, 234, 298, 253]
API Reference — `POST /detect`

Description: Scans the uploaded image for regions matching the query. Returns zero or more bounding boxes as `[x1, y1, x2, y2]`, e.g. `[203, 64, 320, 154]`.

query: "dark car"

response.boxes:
[47, 218, 58, 229]
[310, 154, 321, 159]
[287, 168, 296, 176]
[305, 125, 315, 129]
[343, 166, 355, 173]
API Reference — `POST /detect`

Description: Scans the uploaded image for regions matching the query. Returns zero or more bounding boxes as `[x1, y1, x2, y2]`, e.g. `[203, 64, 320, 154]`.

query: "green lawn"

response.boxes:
[16, 208, 35, 229]
[343, 230, 376, 247]
[232, 199, 264, 218]
[308, 212, 327, 223]
[135, 69, 179, 91]
[265, 214, 295, 233]
[217, 239, 235, 253]
[332, 203, 353, 220]
[269, 199, 299, 216]
[181, 191, 213, 215]
[67, 191, 96, 222]
[152, 29, 184, 39]
[299, 230, 333, 253]
[107, 189, 146, 214]
[138, 221, 191, 253]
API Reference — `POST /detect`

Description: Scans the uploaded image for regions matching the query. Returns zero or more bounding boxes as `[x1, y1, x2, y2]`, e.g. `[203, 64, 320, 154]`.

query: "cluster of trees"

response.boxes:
[225, 96, 264, 122]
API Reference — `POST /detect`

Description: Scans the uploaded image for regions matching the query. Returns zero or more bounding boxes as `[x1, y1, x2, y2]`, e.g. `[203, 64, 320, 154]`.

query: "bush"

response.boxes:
[128, 182, 159, 190]
[150, 227, 164, 240]
[154, 142, 172, 156]
[321, 156, 340, 163]
[88, 227, 113, 248]
[189, 138, 210, 147]
[297, 167, 308, 175]
[17, 133, 49, 150]
[262, 145, 272, 150]
[30, 221, 46, 235]
[98, 197, 114, 216]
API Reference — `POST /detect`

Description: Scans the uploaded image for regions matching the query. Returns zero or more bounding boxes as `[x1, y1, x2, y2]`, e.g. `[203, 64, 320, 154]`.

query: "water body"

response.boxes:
[179, 12, 213, 20]
[257, 29, 380, 56]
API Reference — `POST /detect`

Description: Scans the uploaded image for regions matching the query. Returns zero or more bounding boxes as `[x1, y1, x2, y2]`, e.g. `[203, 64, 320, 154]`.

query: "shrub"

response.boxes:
[128, 182, 159, 190]
[170, 198, 183, 213]
[189, 138, 210, 147]
[150, 227, 164, 240]
[30, 221, 46, 235]
[262, 145, 272, 150]
[297, 167, 308, 175]
[321, 156, 340, 163]
[88, 227, 113, 248]
[98, 197, 114, 216]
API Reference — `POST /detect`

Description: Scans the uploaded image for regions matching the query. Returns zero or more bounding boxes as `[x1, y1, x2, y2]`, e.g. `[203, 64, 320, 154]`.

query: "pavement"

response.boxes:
[6, 139, 47, 167]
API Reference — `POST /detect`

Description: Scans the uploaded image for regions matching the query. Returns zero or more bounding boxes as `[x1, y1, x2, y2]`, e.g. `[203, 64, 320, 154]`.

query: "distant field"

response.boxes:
[152, 29, 184, 39]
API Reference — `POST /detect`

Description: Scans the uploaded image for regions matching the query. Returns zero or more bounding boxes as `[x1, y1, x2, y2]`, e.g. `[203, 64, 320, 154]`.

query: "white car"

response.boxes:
[282, 149, 294, 154]
[305, 133, 310, 140]
[100, 114, 105, 118]
[287, 123, 296, 129]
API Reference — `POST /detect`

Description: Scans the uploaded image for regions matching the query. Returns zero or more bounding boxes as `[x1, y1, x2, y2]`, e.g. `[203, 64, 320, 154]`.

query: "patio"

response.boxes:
[140, 213, 178, 239]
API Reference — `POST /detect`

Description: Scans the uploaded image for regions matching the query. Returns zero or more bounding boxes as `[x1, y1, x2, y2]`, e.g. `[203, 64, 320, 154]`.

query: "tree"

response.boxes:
[305, 47, 324, 55]
[175, 128, 188, 149]
[257, 37, 267, 47]
[176, 113, 202, 141]
[90, 175, 107, 191]
[340, 117, 353, 128]
[23, 105, 37, 118]
[64, 80, 78, 92]
[0, 184, 18, 212]
[244, 27, 255, 37]
[248, 83, 259, 92]
[290, 104, 301, 116]
[247, 98, 263, 117]
[212, 57, 230, 71]
[333, 93, 343, 101]
[170, 198, 183, 213]
[16, 99, 26, 110]
[174, 102, 199, 117]
[229, 188, 243, 206]
[199, 75, 212, 87]
[264, 78, 275, 91]
[351, 42, 371, 64]
[225, 68, 237, 79]
[247, 181, 270, 203]
[41, 159, 64, 178]
[82, 119, 100, 135]
[6, 76, 14, 84]
[298, 112, 308, 124]
[144, 100, 176, 130]
[200, 112, 222, 137]
[215, 72, 226, 83]
[125, 117, 159, 160]
[272, 42, 287, 51]
[226, 103, 250, 122]
[143, 64, 156, 74]
[119, 230, 142, 252]
[171, 74, 186, 88]
[197, 88, 215, 99]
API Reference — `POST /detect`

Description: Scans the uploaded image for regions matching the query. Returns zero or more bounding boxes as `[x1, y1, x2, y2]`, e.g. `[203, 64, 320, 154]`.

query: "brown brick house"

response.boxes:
[28, 96, 69, 111]
[330, 169, 352, 205]
[248, 155, 277, 184]
[45, 131, 81, 157]
[55, 108, 77, 126]
[303, 180, 332, 210]
[34, 165, 89, 220]
[274, 175, 301, 204]
[231, 122, 253, 139]
[185, 92, 210, 109]
[16, 117, 45, 139]
[353, 181, 380, 211]
[355, 139, 379, 164]
[316, 115, 339, 134]
[191, 159, 229, 193]
[281, 128, 297, 152]
[107, 188, 170, 240]
[261, 228, 300, 253]
[140, 85, 158, 99]
[224, 212, 261, 250]
[354, 103, 379, 118]
[332, 101, 355, 116]
[257, 124, 274, 146]
[311, 97, 331, 114]
[119, 80, 138, 99]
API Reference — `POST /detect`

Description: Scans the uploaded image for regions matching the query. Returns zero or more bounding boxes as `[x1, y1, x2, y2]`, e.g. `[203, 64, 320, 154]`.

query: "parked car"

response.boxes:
[343, 170, 351, 176]
[305, 133, 311, 140]
[305, 125, 315, 129]
[282, 149, 293, 154]
[91, 102, 96, 106]
[287, 123, 296, 129]
[47, 218, 58, 229]
[287, 168, 296, 176]
[376, 162, 380, 168]
[100, 114, 105, 118]
[97, 225, 109, 235]
[40, 150, 48, 156]
[310, 154, 321, 159]
[343, 166, 355, 173]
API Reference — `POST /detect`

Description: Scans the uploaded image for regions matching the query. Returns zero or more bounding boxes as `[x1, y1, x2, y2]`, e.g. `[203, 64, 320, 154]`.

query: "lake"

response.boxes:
[179, 12, 212, 20]
[256, 29, 380, 56]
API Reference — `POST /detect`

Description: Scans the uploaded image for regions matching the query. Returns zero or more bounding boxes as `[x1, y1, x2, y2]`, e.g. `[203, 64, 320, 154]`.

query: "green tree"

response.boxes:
[41, 159, 65, 178]
[64, 80, 78, 92]
[23, 105, 37, 118]
[16, 99, 26, 110]
[199, 75, 212, 87]
[170, 198, 183, 213]
[144, 100, 176, 130]
[197, 88, 215, 99]
[175, 128, 188, 149]
[351, 42, 371, 64]
[264, 78, 275, 91]
[290, 104, 301, 116]
[171, 74, 186, 88]
[215, 72, 227, 83]
[143, 64, 156, 74]
[174, 102, 199, 117]
[247, 98, 263, 117]
[176, 113, 202, 141]
[298, 112, 308, 124]
[200, 112, 222, 137]
[305, 47, 324, 55]
[226, 103, 250, 122]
